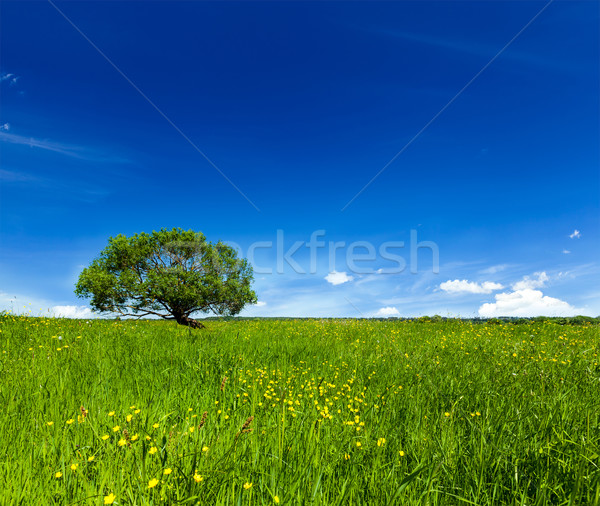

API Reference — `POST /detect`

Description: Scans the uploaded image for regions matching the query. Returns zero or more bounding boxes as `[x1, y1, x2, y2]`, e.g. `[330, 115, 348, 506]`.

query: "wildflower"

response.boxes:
[356, 441, 362, 448]
[104, 493, 116, 505]
[112, 425, 120, 432]
[88, 456, 95, 462]
[152, 423, 159, 429]
[126, 414, 133, 422]
[131, 434, 139, 441]
[55, 472, 62, 479]
[377, 437, 386, 447]
[129, 405, 135, 410]
[149, 447, 158, 455]
[202, 446, 209, 452]
[189, 427, 195, 433]
[444, 412, 450, 417]
[134, 409, 141, 414]
[344, 453, 350, 460]
[47, 421, 54, 426]
[193, 473, 203, 483]
[66, 419, 74, 425]
[274, 496, 280, 504]
[148, 478, 159, 489]
[102, 435, 109, 441]
[163, 468, 172, 475]
[476, 412, 481, 416]
[118, 439, 127, 447]
[399, 450, 405, 457]
[108, 411, 115, 417]
[70, 464, 78, 471]
[243, 482, 252, 490]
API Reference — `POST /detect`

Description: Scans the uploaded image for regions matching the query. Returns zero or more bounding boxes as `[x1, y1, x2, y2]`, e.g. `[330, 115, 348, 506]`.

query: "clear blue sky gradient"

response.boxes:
[1, 1, 598, 318]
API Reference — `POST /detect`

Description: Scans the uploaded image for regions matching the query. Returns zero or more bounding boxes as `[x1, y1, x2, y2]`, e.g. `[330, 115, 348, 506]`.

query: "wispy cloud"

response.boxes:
[569, 229, 581, 239]
[0, 72, 19, 86]
[0, 130, 128, 163]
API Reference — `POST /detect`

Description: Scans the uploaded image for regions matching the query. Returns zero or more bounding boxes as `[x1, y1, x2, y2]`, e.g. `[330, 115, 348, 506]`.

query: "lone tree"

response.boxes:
[75, 228, 257, 328]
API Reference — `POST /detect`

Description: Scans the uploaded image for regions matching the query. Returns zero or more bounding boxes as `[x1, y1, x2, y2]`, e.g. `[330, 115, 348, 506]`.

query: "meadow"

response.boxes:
[0, 315, 598, 505]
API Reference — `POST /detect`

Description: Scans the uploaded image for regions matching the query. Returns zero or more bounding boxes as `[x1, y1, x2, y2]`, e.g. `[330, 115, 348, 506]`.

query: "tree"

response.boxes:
[75, 228, 257, 328]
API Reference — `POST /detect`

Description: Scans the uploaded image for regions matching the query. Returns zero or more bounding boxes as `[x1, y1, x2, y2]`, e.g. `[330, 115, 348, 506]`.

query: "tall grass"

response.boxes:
[0, 315, 598, 504]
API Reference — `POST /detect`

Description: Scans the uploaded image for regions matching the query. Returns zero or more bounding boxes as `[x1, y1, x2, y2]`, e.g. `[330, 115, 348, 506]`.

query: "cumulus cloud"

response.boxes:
[440, 279, 504, 294]
[375, 306, 400, 317]
[569, 230, 581, 239]
[478, 289, 580, 317]
[512, 271, 548, 290]
[51, 305, 95, 319]
[325, 271, 353, 285]
[254, 301, 267, 307]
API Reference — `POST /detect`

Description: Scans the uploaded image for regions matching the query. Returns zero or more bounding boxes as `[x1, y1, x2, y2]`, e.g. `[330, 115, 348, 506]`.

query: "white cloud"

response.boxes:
[478, 289, 581, 317]
[0, 72, 18, 85]
[562, 250, 571, 254]
[1, 123, 9, 131]
[325, 271, 353, 285]
[512, 271, 548, 290]
[375, 306, 400, 317]
[51, 305, 95, 319]
[479, 264, 509, 275]
[254, 301, 267, 307]
[440, 279, 504, 294]
[569, 229, 581, 239]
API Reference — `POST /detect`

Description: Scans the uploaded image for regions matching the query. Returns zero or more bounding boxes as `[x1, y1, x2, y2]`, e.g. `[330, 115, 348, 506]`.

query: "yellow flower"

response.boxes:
[112, 425, 120, 432]
[108, 411, 115, 417]
[193, 473, 203, 483]
[129, 405, 135, 410]
[47, 421, 54, 426]
[145, 435, 152, 441]
[476, 412, 481, 416]
[131, 434, 139, 441]
[66, 419, 74, 425]
[243, 482, 252, 490]
[148, 478, 159, 489]
[149, 447, 158, 455]
[163, 468, 172, 475]
[134, 409, 141, 414]
[356, 441, 362, 448]
[377, 437, 386, 447]
[88, 456, 95, 462]
[274, 496, 280, 504]
[189, 427, 195, 433]
[70, 464, 78, 471]
[444, 412, 450, 417]
[152, 423, 159, 429]
[104, 493, 116, 505]
[399, 450, 405, 457]
[118, 439, 127, 447]
[126, 414, 133, 422]
[102, 435, 110, 441]
[55, 472, 62, 478]
[344, 453, 350, 460]
[202, 446, 209, 452]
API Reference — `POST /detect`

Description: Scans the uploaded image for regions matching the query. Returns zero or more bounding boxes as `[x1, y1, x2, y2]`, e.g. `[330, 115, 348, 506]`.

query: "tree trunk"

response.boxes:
[176, 315, 205, 329]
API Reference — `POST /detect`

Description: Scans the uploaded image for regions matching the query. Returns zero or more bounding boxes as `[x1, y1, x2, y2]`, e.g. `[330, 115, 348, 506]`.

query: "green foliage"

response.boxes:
[75, 228, 256, 325]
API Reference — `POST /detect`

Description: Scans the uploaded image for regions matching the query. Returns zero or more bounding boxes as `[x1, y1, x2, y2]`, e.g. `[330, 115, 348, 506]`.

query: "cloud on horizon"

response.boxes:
[478, 289, 581, 317]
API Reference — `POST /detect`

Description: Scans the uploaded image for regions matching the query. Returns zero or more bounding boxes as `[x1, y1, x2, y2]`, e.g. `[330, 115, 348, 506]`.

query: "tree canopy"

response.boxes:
[75, 228, 257, 328]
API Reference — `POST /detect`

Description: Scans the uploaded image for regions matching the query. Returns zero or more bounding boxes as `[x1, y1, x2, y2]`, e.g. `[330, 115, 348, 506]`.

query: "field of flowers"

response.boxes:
[0, 315, 598, 505]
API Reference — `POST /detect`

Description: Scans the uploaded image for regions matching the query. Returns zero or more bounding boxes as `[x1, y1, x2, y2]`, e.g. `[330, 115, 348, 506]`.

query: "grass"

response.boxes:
[0, 314, 599, 504]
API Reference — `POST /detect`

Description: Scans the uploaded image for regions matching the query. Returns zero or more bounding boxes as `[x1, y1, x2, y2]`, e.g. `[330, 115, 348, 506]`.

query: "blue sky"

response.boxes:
[1, 0, 598, 318]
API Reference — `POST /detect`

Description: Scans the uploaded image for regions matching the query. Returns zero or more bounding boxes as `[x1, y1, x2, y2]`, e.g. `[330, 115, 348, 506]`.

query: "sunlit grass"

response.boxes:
[0, 315, 598, 504]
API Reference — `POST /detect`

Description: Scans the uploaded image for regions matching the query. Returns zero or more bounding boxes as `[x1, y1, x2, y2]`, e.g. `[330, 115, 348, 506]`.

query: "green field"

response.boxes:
[1, 315, 599, 505]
